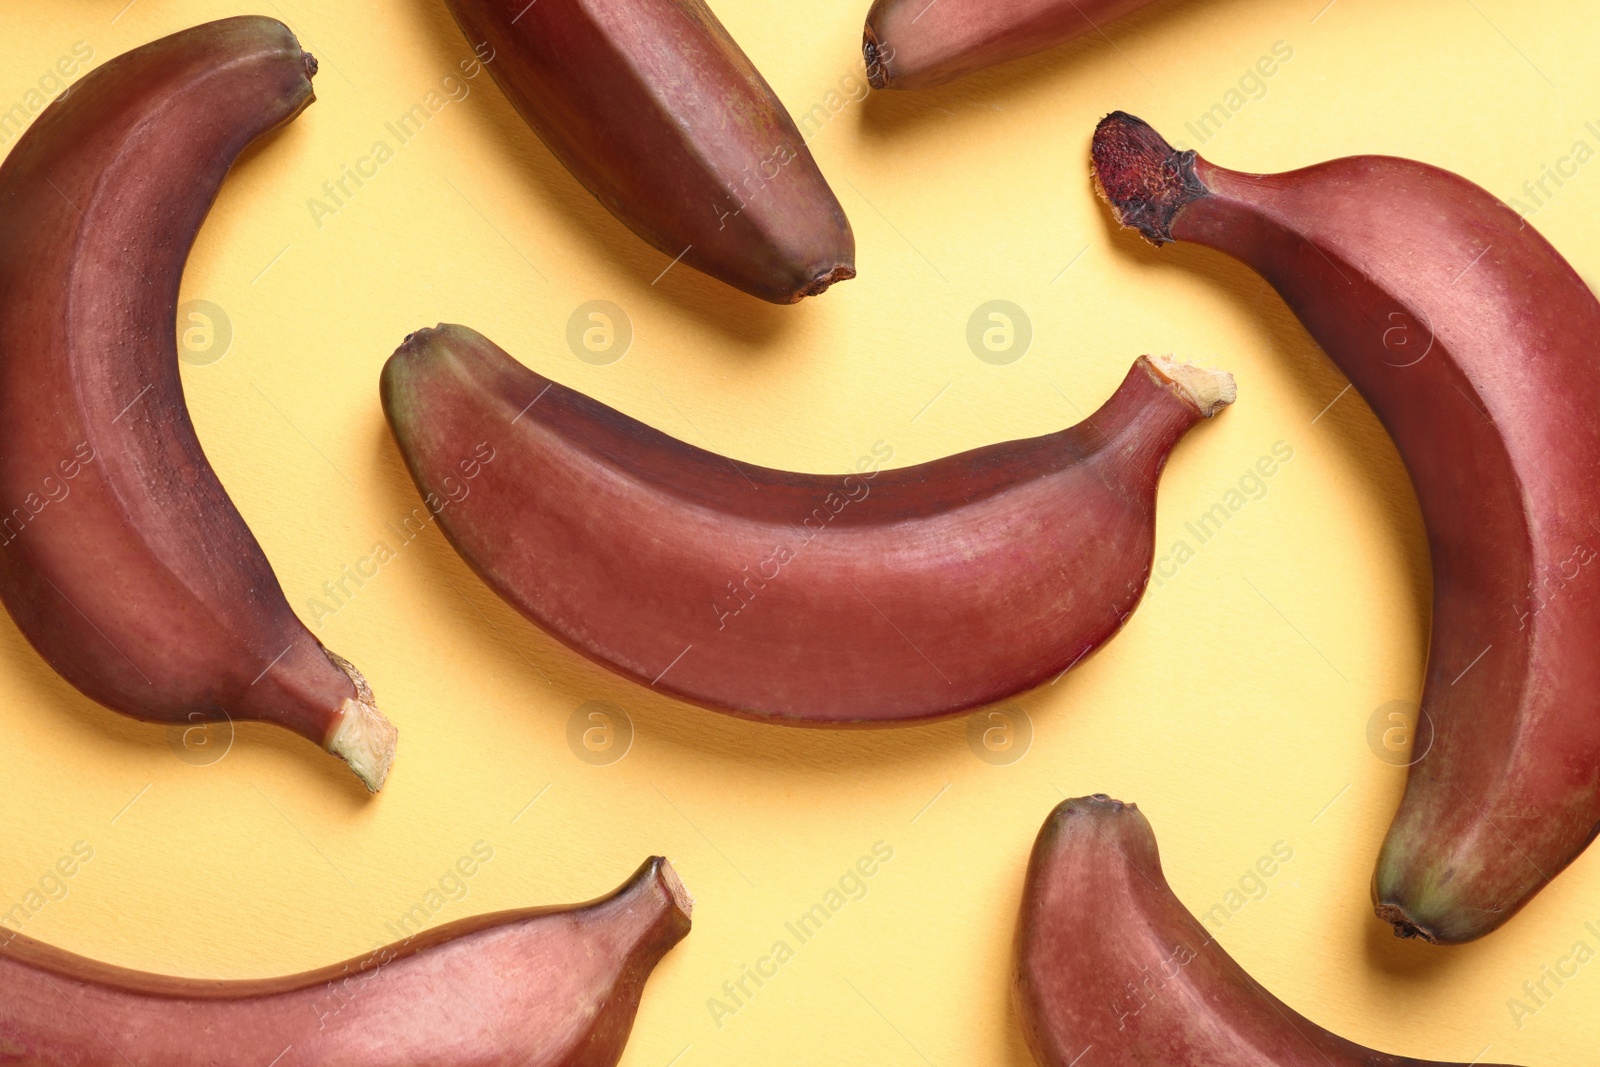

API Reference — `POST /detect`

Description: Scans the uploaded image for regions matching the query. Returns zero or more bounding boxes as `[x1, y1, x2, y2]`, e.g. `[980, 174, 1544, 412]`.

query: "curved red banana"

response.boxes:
[1015, 796, 1523, 1066]
[0, 857, 690, 1065]
[381, 324, 1233, 725]
[444, 0, 854, 303]
[0, 18, 396, 789]
[864, 0, 1160, 91]
[1092, 111, 1600, 943]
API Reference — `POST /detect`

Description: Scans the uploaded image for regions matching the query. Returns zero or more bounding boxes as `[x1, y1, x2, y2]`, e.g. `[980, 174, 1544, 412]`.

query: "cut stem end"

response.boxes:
[1144, 356, 1237, 418]
[325, 651, 397, 792]
[656, 858, 694, 921]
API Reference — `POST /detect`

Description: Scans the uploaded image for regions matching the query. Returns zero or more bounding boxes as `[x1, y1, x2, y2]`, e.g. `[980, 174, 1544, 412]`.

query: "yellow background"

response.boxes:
[1, 0, 1595, 1063]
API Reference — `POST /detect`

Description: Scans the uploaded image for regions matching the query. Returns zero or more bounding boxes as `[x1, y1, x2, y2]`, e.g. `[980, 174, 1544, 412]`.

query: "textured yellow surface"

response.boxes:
[0, 0, 1595, 1063]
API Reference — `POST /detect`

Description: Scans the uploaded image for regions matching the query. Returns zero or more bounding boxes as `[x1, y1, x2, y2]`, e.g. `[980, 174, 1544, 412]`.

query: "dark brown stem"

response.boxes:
[1373, 901, 1438, 943]
[863, 27, 890, 90]
[1090, 111, 1209, 246]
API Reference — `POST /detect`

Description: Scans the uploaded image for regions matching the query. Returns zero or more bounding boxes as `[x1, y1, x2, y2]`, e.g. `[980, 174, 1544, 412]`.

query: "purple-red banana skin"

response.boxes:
[443, 0, 854, 304]
[1015, 796, 1523, 1067]
[864, 0, 1159, 90]
[380, 324, 1233, 725]
[0, 857, 690, 1066]
[0, 18, 395, 790]
[1091, 111, 1600, 944]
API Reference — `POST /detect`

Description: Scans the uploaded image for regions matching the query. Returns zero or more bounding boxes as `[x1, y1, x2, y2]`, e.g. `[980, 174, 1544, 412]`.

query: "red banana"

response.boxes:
[380, 324, 1234, 725]
[864, 0, 1160, 91]
[1015, 796, 1523, 1066]
[0, 18, 396, 790]
[443, 0, 854, 304]
[1091, 111, 1600, 943]
[0, 856, 690, 1065]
